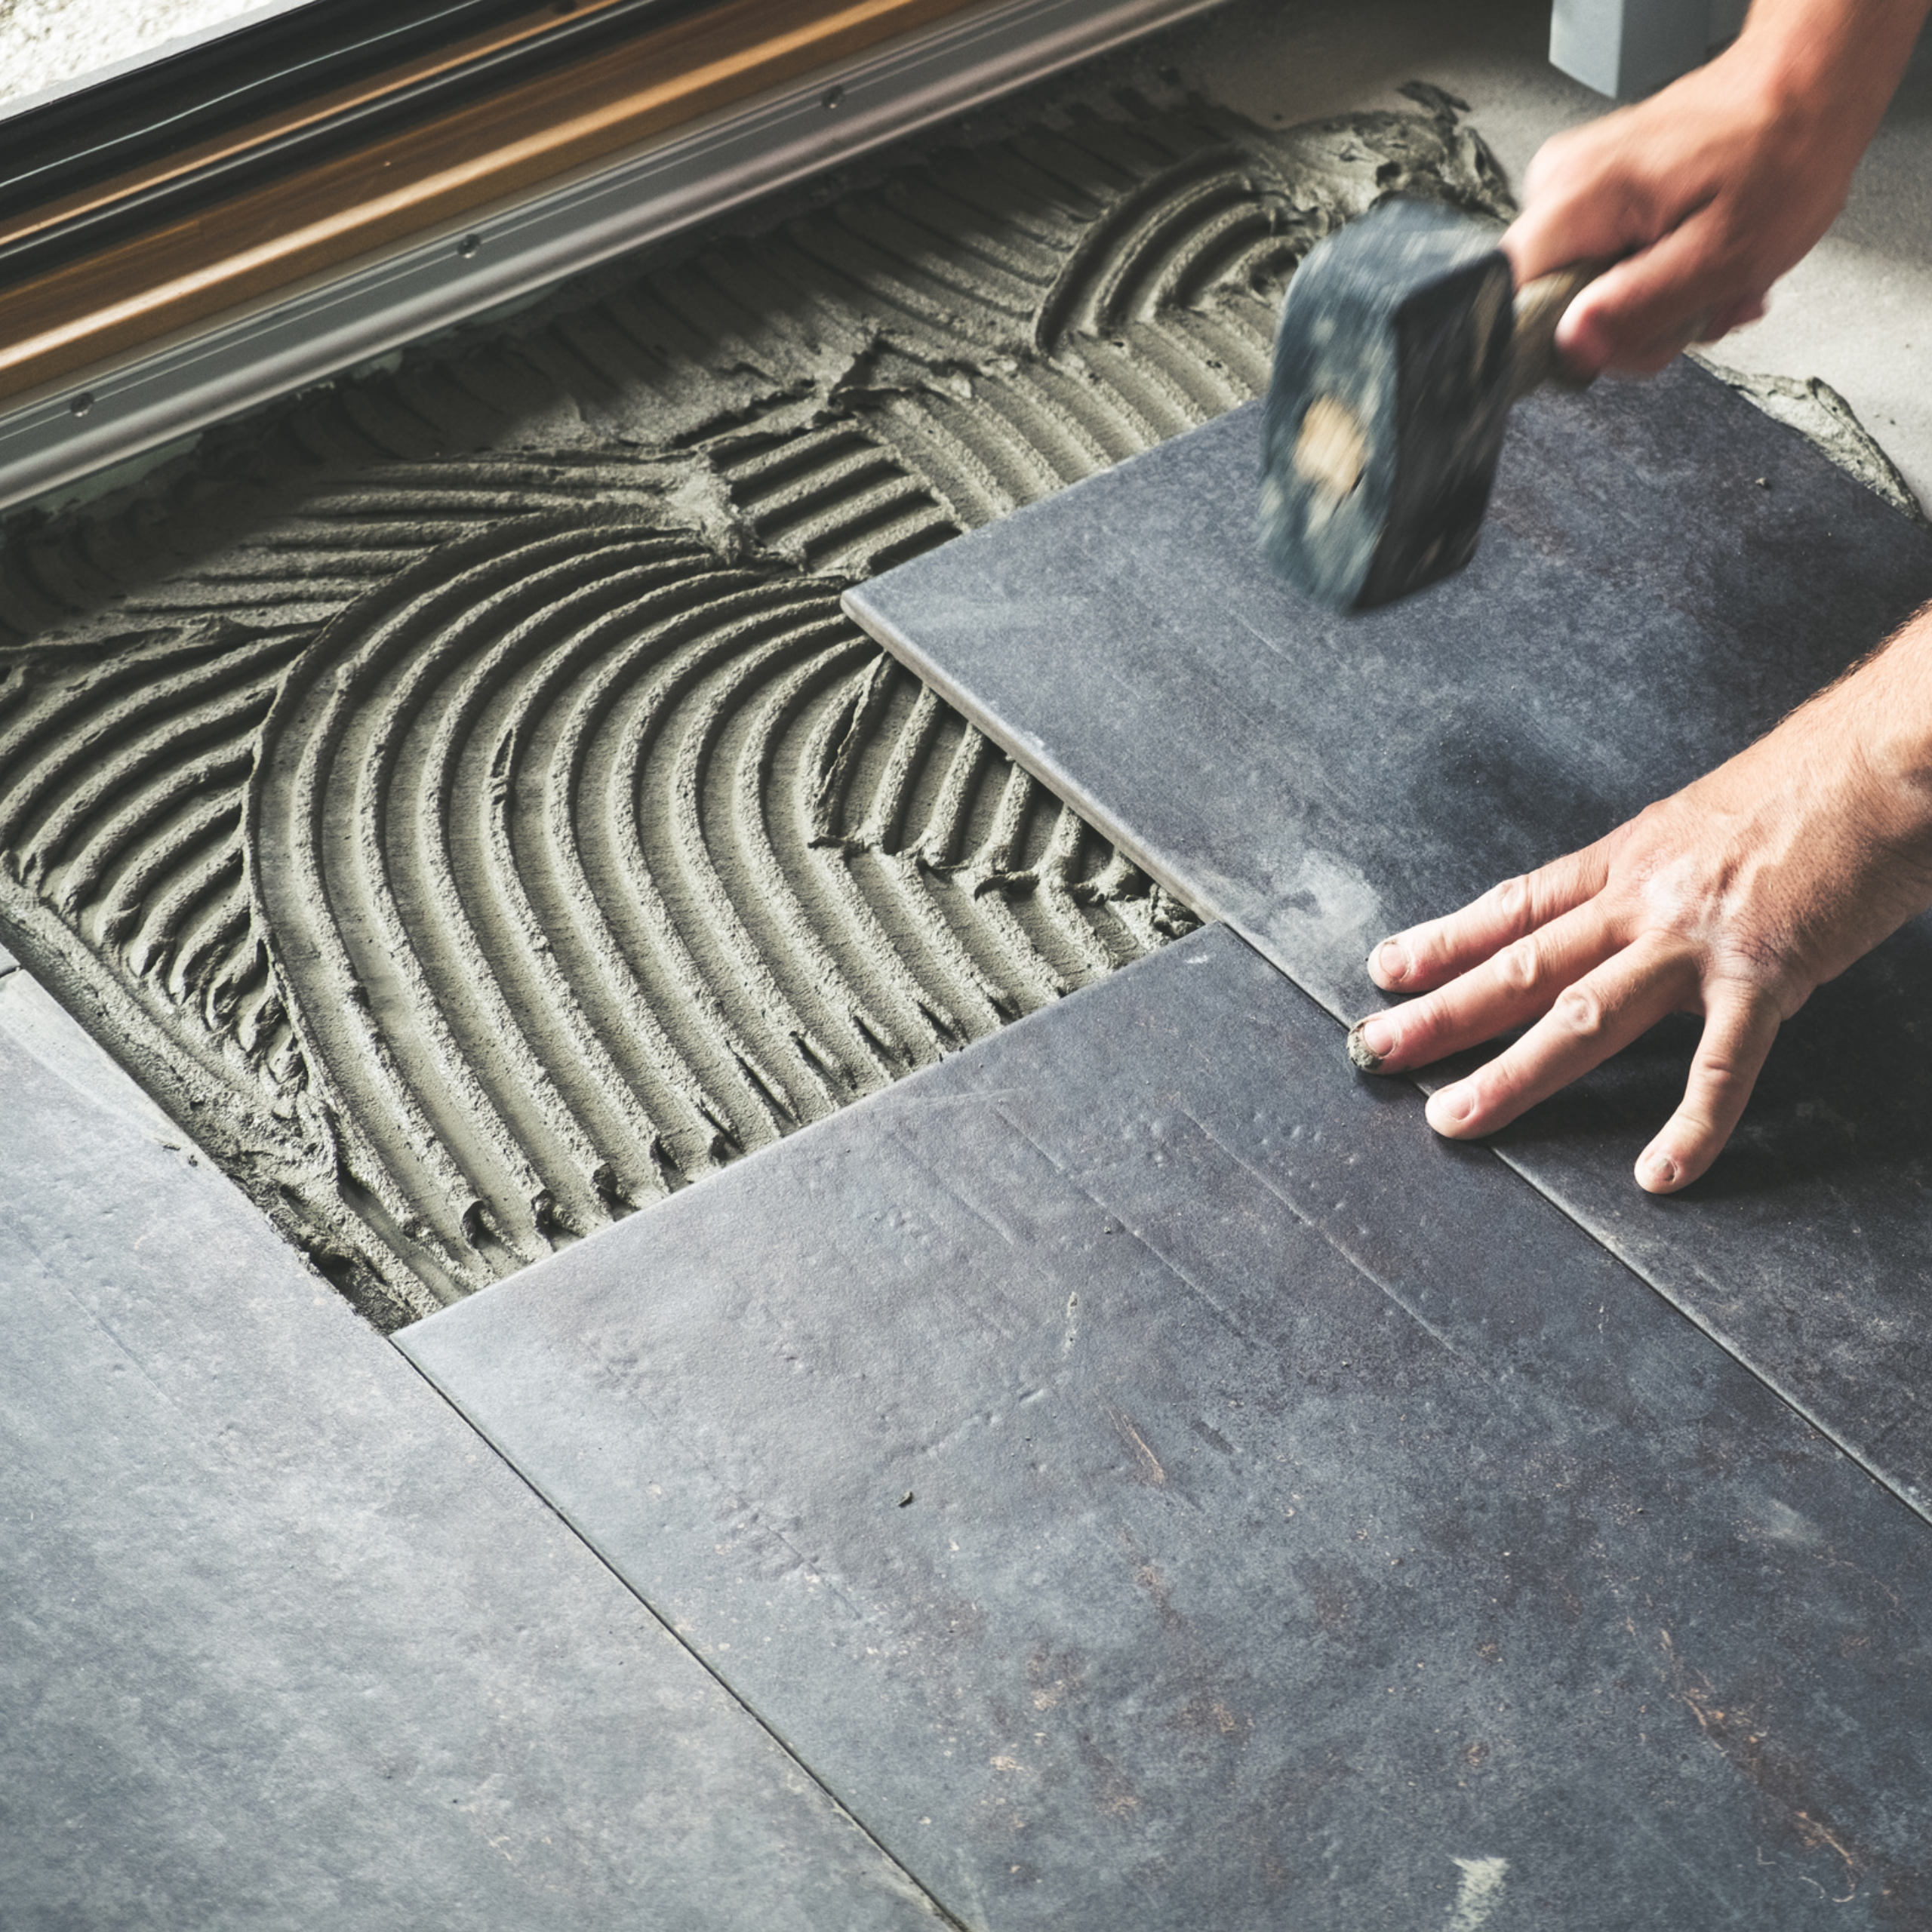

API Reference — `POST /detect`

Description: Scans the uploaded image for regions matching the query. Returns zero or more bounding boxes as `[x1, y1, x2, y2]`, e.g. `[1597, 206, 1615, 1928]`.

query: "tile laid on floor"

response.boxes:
[0, 958, 941, 1932]
[401, 927, 1932, 1930]
[844, 360, 1932, 1512]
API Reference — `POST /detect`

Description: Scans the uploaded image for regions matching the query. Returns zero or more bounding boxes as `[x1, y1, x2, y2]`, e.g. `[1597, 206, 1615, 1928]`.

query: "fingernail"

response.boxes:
[1371, 938, 1408, 983]
[1639, 1149, 1678, 1191]
[1346, 1017, 1395, 1072]
[1426, 1085, 1473, 1131]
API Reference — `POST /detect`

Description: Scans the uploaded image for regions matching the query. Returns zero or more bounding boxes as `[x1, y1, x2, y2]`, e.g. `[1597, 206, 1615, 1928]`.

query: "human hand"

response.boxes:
[1347, 615, 1932, 1192]
[1503, 0, 1930, 377]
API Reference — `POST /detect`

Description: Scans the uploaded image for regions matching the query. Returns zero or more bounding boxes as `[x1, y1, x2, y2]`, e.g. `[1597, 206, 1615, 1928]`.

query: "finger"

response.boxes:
[1503, 130, 1662, 283]
[1635, 989, 1783, 1192]
[1555, 207, 1758, 375]
[1366, 844, 1610, 995]
[1500, 205, 1581, 289]
[1696, 296, 1767, 342]
[1517, 134, 1562, 215]
[1423, 934, 1697, 1139]
[1350, 896, 1622, 1075]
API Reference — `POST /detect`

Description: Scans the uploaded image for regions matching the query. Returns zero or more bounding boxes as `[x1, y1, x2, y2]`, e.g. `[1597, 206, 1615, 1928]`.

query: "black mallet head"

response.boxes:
[1259, 197, 1590, 611]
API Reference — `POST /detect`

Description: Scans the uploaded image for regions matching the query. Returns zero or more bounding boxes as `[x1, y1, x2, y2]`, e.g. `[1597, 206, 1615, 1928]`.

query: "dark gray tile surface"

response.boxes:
[401, 928, 1932, 1930]
[0, 958, 940, 1932]
[844, 361, 1932, 1512]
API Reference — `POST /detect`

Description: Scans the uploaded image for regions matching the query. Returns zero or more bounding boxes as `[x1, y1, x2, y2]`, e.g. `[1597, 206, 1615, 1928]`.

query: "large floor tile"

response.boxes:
[844, 361, 1932, 1512]
[401, 928, 1932, 1929]
[0, 963, 940, 1932]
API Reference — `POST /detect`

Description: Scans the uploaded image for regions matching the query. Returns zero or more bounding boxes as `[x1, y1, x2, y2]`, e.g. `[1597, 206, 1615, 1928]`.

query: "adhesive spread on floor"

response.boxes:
[0, 88, 1532, 1323]
[1697, 358, 1929, 527]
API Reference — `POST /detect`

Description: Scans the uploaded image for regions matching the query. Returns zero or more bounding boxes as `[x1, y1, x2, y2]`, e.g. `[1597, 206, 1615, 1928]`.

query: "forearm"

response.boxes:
[1814, 599, 1932, 844]
[1737, 0, 1930, 105]
[1730, 0, 1932, 160]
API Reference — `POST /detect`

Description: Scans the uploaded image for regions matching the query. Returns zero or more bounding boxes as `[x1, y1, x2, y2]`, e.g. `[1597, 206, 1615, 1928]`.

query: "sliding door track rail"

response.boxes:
[0, 0, 1221, 516]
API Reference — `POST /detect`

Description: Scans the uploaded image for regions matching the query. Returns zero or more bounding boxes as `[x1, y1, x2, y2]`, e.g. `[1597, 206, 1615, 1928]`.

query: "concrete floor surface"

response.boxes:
[0, 0, 291, 106]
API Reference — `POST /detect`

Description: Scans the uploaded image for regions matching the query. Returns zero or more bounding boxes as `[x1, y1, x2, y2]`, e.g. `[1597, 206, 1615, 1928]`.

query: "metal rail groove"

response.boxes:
[0, 0, 1222, 515]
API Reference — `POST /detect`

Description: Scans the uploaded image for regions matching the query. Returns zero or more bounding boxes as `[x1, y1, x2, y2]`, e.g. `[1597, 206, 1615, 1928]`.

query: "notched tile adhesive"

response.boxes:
[2, 85, 1903, 1326]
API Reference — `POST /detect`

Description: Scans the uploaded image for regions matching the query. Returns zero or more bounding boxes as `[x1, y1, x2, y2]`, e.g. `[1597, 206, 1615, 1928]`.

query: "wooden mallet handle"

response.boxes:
[1509, 264, 1599, 404]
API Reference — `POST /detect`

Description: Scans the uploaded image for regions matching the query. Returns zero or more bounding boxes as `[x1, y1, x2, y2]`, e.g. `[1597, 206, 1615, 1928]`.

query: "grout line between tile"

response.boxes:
[387, 1340, 977, 1932]
[1209, 922, 1932, 1537]
[811, 589, 1932, 1540]
[1486, 1140, 1932, 1533]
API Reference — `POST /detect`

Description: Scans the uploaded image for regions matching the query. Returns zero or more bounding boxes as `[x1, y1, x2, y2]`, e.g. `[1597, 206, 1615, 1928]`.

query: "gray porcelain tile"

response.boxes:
[0, 959, 941, 1932]
[401, 928, 1932, 1930]
[844, 361, 1932, 1512]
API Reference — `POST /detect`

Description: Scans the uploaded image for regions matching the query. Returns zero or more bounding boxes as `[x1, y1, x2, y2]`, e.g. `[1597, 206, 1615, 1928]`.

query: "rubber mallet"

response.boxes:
[1259, 196, 1595, 611]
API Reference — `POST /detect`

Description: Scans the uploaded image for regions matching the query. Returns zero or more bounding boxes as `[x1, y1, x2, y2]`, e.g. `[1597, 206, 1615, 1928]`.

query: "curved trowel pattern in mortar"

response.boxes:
[249, 518, 1184, 1303]
[0, 96, 1512, 1321]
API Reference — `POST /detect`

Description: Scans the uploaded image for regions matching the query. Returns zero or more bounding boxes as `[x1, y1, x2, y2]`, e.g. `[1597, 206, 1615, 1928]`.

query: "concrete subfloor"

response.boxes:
[1164, 0, 1932, 512]
[0, 0, 292, 108]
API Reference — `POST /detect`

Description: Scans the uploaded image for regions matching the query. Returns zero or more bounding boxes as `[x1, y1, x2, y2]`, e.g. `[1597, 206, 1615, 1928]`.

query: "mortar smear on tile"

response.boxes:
[0, 90, 1515, 1325]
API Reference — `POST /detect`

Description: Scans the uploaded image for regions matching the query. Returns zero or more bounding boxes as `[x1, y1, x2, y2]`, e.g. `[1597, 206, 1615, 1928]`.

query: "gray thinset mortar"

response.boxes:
[0, 83, 1904, 1327]
[1696, 357, 1930, 528]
